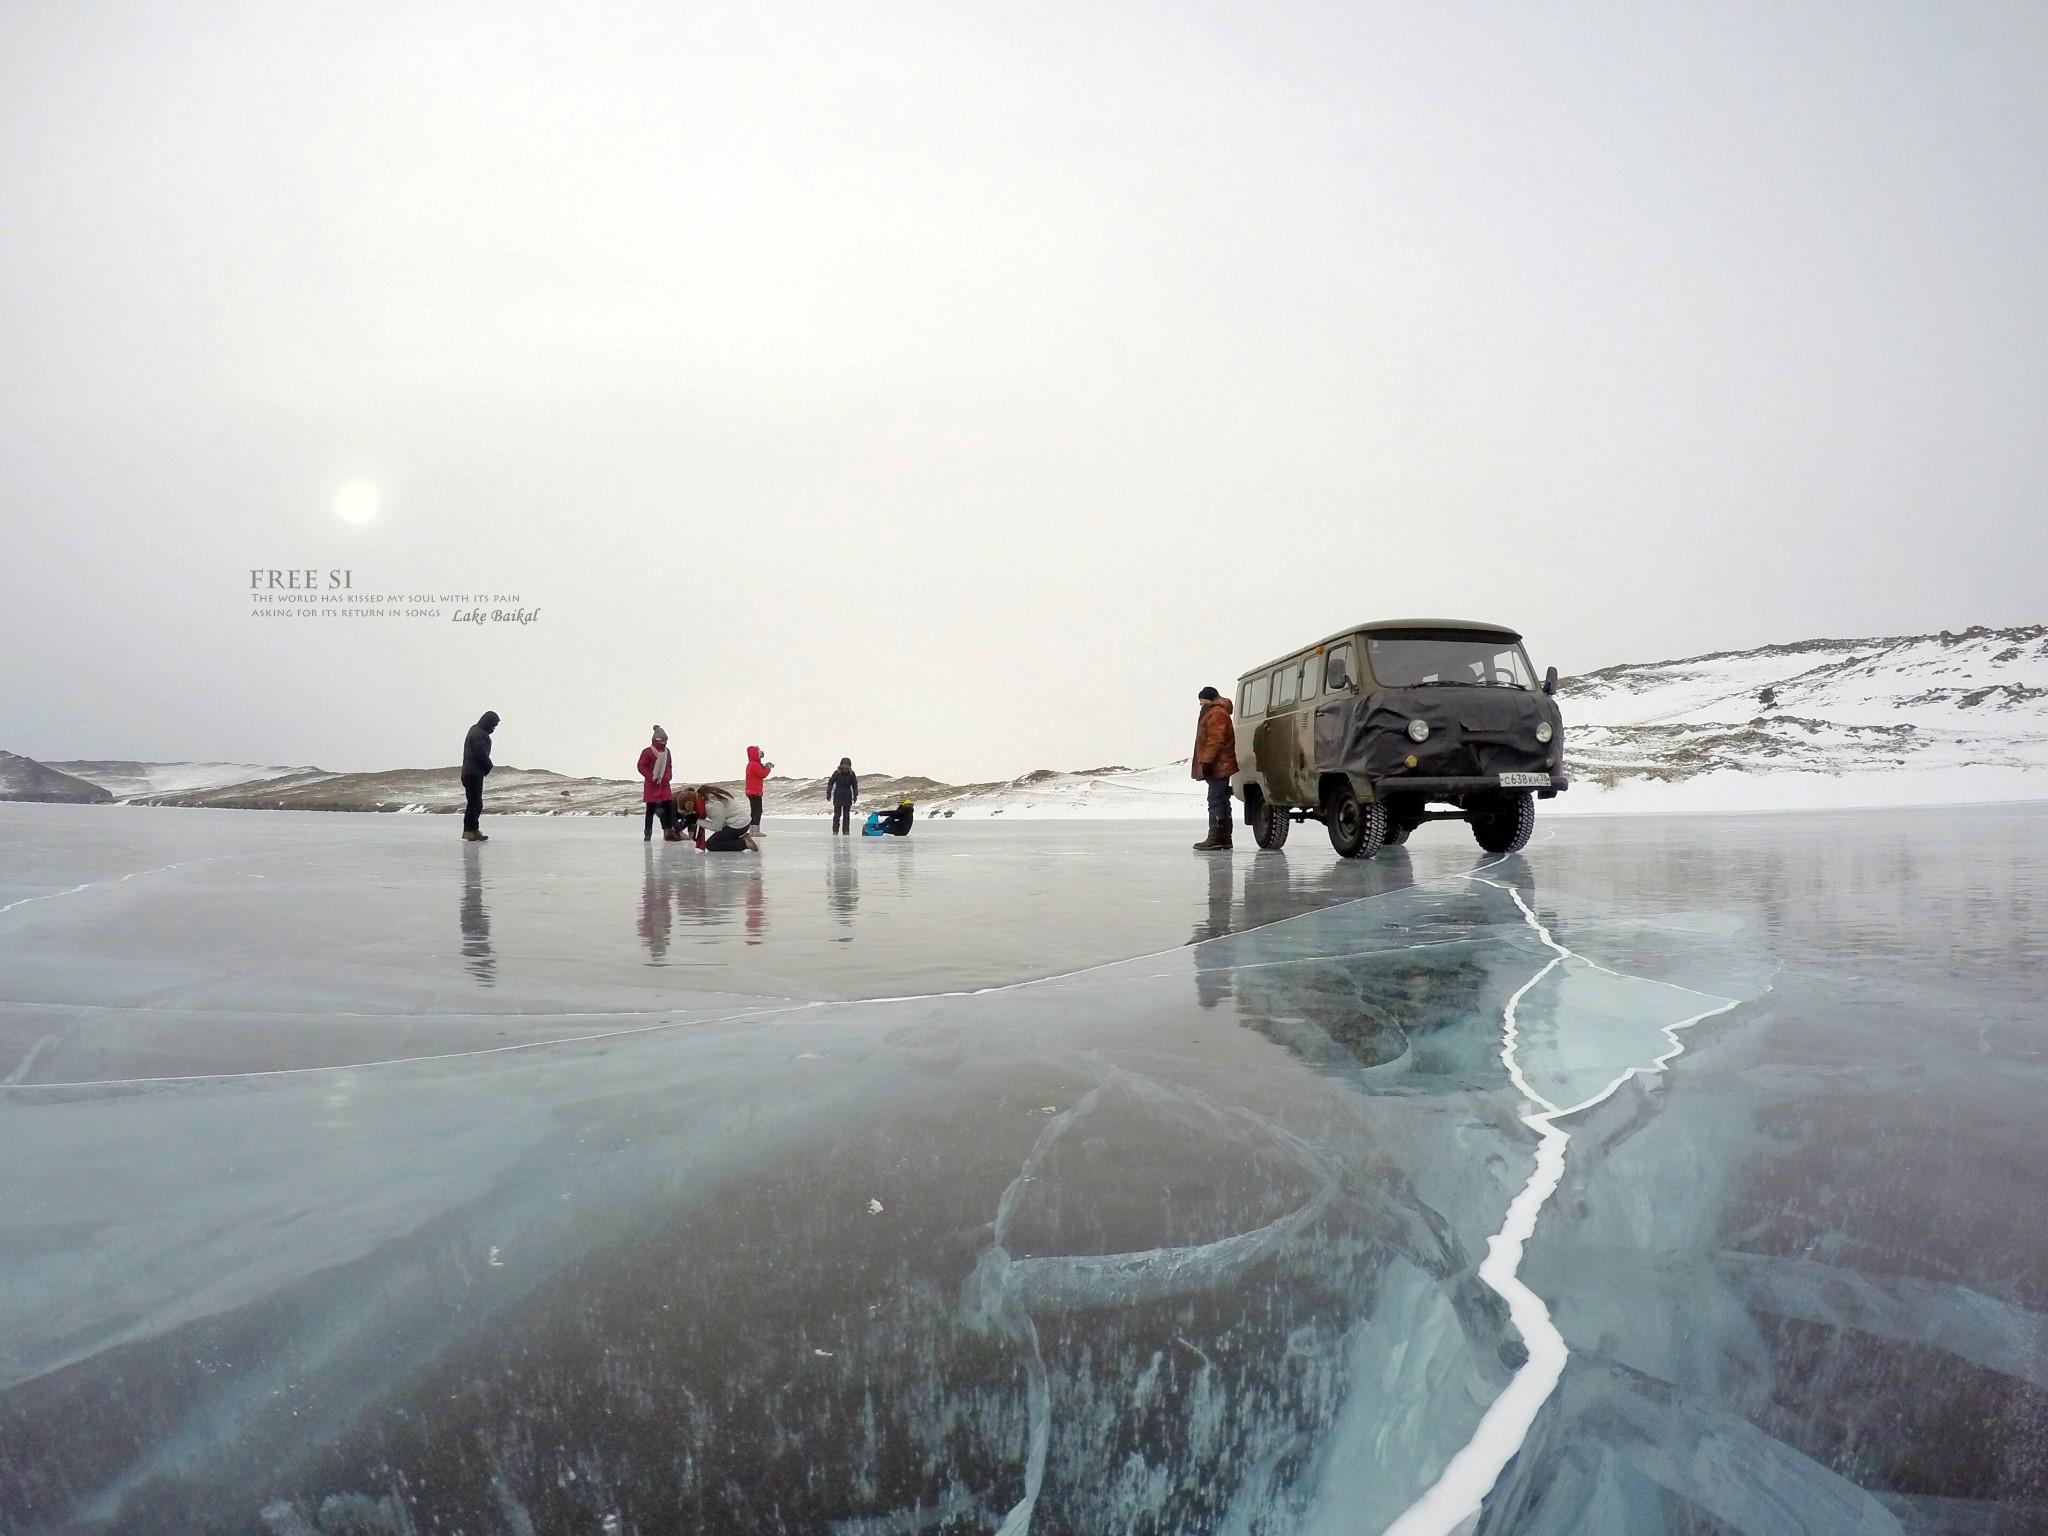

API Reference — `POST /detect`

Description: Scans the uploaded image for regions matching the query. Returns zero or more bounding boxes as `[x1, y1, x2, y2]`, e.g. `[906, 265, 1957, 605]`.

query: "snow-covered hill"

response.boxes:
[8, 626, 2045, 819]
[1556, 624, 2048, 811]
[46, 760, 308, 800]
[913, 764, 1203, 820]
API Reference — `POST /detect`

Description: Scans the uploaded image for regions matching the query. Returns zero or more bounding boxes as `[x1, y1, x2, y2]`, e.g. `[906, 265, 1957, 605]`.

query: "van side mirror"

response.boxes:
[1542, 666, 1558, 696]
[1327, 658, 1350, 690]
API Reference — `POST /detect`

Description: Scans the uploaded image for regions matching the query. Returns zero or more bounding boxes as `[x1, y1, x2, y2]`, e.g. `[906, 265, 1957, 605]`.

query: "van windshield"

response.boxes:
[1367, 634, 1536, 689]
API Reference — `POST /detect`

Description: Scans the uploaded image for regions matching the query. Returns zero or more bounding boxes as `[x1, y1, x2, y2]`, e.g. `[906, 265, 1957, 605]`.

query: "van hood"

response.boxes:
[1314, 686, 1561, 782]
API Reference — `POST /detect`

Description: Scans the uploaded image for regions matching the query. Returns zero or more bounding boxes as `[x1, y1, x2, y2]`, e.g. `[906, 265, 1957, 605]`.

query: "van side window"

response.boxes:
[1302, 654, 1323, 698]
[1242, 673, 1270, 716]
[1325, 645, 1354, 690]
[1274, 663, 1298, 708]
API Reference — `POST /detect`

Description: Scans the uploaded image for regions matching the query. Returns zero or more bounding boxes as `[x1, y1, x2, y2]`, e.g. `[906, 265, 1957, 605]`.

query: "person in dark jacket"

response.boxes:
[461, 711, 500, 841]
[826, 758, 858, 835]
[1190, 686, 1237, 852]
[865, 798, 914, 836]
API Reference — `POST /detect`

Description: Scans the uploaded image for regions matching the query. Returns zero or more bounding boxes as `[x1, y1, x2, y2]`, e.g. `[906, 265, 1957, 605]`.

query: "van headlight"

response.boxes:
[1535, 721, 1553, 744]
[1406, 719, 1430, 743]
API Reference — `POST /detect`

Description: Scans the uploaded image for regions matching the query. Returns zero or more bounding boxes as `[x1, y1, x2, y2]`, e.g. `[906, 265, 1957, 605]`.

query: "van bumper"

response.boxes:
[1371, 773, 1569, 799]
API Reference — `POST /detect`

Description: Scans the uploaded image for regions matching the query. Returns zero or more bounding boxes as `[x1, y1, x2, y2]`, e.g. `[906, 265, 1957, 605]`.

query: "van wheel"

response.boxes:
[1471, 793, 1536, 855]
[1251, 798, 1290, 850]
[1326, 783, 1388, 859]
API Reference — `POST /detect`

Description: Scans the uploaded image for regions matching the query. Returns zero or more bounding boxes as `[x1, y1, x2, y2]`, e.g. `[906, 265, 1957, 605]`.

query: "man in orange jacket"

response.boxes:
[1191, 686, 1238, 852]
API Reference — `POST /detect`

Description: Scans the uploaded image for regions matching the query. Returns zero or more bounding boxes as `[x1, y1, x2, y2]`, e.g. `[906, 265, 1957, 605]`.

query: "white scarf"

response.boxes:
[650, 745, 670, 782]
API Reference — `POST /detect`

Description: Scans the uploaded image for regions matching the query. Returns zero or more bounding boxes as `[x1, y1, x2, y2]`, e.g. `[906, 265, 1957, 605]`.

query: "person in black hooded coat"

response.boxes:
[461, 711, 499, 840]
[826, 758, 859, 835]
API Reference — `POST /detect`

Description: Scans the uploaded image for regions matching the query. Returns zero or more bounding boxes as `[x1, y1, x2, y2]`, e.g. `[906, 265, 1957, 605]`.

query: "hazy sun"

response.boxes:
[334, 482, 380, 525]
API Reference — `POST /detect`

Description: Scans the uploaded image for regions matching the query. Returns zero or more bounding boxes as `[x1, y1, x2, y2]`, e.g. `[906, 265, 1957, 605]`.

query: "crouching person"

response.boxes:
[695, 784, 757, 852]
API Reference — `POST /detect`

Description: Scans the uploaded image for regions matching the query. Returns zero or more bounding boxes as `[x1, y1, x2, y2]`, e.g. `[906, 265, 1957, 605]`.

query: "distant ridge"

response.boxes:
[15, 761, 1200, 820]
[8, 625, 2046, 817]
[0, 751, 111, 804]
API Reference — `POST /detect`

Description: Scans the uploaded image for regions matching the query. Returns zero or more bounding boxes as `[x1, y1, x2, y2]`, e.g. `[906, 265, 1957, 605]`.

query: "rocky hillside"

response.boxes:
[1559, 624, 2048, 790]
[10, 625, 2044, 818]
[107, 764, 1191, 819]
[42, 760, 305, 800]
[0, 751, 111, 804]
[16, 758, 1006, 818]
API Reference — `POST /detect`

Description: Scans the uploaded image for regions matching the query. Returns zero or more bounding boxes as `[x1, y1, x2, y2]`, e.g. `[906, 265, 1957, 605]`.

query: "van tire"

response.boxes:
[1471, 793, 1536, 855]
[1251, 798, 1290, 850]
[1326, 783, 1387, 859]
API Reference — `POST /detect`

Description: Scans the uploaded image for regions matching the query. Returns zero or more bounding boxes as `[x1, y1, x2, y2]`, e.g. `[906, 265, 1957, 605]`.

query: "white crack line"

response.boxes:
[1381, 875, 1739, 1536]
[0, 854, 239, 915]
[0, 999, 823, 1090]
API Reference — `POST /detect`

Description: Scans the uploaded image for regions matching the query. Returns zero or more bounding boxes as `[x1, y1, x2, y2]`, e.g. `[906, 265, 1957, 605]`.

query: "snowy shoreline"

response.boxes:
[8, 623, 2046, 818]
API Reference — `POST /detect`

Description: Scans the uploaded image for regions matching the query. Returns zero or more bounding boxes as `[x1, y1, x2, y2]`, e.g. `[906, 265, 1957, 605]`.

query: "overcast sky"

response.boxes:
[3, 1, 2044, 782]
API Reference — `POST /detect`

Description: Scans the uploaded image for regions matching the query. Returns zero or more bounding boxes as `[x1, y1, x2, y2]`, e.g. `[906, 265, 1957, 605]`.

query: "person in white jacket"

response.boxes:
[694, 785, 757, 852]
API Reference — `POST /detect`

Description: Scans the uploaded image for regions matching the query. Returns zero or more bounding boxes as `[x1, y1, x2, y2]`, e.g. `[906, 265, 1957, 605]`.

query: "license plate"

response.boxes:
[1498, 772, 1550, 788]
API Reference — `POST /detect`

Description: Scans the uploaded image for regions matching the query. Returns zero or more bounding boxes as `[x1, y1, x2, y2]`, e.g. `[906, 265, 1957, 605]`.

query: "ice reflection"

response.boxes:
[1189, 850, 1233, 951]
[828, 839, 858, 935]
[634, 853, 771, 955]
[6, 811, 2048, 1533]
[635, 846, 672, 962]
[0, 866, 1567, 1533]
[458, 842, 494, 987]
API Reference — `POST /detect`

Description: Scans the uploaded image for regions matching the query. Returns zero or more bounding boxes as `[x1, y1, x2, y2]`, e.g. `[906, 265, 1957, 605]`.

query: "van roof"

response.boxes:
[1237, 619, 1524, 680]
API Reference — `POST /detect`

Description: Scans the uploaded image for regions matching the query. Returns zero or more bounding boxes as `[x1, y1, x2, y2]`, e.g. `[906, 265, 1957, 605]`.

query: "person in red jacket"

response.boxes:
[638, 726, 679, 841]
[744, 745, 774, 836]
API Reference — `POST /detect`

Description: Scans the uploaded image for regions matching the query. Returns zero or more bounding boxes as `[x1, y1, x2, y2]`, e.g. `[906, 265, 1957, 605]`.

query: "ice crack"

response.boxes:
[1381, 877, 1738, 1536]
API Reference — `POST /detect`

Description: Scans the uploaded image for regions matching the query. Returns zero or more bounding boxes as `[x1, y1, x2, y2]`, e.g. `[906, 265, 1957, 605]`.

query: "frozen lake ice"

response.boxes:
[2, 803, 2045, 1534]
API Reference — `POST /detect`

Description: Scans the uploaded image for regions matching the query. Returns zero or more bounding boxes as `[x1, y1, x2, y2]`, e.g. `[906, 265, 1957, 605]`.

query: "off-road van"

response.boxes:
[1231, 620, 1566, 859]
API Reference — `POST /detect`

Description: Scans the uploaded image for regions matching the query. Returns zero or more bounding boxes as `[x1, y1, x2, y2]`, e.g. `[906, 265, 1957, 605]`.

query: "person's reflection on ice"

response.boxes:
[827, 837, 858, 933]
[1191, 844, 1430, 1024]
[1238, 846, 1297, 926]
[678, 857, 763, 941]
[745, 866, 765, 944]
[638, 845, 675, 961]
[459, 841, 495, 986]
[1190, 852, 1237, 1009]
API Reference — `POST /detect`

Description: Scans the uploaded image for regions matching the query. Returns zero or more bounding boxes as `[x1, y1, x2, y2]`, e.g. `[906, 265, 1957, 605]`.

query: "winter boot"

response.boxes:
[463, 828, 488, 842]
[1192, 819, 1229, 852]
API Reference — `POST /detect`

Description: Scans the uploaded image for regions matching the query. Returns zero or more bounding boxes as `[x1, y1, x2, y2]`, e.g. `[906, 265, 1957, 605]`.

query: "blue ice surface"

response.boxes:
[1, 802, 2045, 1534]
